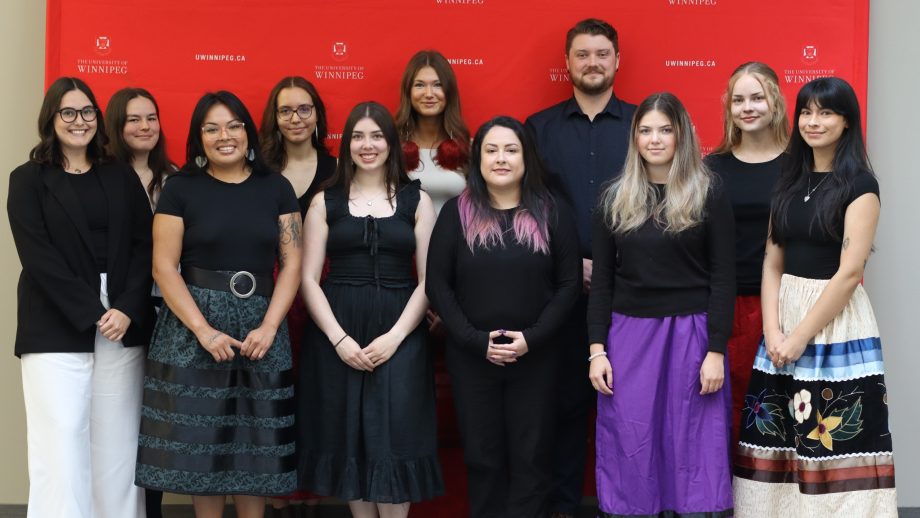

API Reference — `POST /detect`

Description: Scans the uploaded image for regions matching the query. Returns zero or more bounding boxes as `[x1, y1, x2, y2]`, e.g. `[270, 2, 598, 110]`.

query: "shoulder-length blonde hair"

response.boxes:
[713, 61, 789, 154]
[599, 92, 711, 234]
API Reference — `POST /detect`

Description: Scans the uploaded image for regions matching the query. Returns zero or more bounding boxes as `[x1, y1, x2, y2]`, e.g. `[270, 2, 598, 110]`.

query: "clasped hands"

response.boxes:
[486, 329, 529, 366]
[764, 328, 808, 370]
[197, 323, 277, 362]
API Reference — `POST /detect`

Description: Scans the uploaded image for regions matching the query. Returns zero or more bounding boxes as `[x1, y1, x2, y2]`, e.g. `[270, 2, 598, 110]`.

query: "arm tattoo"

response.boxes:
[278, 214, 303, 248]
[842, 237, 850, 250]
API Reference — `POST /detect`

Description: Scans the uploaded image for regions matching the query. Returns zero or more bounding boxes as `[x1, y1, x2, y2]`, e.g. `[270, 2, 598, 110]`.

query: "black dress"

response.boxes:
[297, 180, 444, 502]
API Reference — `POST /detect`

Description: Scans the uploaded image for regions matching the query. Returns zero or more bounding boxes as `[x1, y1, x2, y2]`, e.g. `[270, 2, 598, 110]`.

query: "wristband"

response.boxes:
[588, 351, 608, 362]
[333, 334, 349, 348]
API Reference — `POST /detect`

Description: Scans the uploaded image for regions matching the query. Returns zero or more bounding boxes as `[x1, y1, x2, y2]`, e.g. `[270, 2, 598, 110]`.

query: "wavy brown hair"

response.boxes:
[105, 87, 174, 200]
[259, 76, 329, 172]
[394, 50, 470, 163]
[30, 77, 109, 168]
[713, 62, 789, 154]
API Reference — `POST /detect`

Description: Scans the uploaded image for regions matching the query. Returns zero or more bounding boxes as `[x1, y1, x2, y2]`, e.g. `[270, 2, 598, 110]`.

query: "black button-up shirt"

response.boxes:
[526, 95, 636, 258]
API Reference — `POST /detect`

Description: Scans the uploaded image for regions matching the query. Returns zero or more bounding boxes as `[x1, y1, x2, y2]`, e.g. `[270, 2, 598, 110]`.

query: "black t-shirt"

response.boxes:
[705, 152, 782, 295]
[780, 171, 879, 279]
[66, 168, 109, 272]
[587, 183, 736, 353]
[156, 170, 299, 274]
[426, 198, 582, 356]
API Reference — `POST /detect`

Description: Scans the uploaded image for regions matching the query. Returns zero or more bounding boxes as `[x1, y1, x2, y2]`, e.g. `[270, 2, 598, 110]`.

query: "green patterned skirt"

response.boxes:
[135, 284, 296, 496]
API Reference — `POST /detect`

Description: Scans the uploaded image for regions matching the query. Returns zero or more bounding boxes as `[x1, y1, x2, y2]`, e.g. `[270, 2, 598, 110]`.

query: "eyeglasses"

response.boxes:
[57, 106, 98, 123]
[201, 121, 246, 139]
[277, 104, 314, 121]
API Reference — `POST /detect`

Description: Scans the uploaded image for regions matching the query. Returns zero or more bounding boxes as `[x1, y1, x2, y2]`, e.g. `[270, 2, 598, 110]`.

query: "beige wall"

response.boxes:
[1, 0, 917, 508]
[0, 0, 46, 505]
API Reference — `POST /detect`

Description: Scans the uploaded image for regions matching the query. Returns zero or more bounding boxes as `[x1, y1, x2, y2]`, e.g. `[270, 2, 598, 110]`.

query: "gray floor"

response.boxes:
[1, 504, 918, 517]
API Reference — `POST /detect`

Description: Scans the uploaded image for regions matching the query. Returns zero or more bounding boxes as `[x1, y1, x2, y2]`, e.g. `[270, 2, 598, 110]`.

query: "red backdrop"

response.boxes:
[45, 0, 869, 163]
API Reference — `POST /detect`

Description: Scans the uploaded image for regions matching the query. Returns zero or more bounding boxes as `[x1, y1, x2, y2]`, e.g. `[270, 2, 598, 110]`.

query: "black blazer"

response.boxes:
[7, 160, 155, 356]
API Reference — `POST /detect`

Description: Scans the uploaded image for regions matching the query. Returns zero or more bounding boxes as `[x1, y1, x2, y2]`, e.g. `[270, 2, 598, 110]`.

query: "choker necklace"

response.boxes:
[804, 174, 829, 202]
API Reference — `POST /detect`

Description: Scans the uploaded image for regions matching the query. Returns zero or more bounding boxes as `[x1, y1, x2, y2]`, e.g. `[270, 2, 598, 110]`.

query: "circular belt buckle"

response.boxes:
[229, 271, 256, 299]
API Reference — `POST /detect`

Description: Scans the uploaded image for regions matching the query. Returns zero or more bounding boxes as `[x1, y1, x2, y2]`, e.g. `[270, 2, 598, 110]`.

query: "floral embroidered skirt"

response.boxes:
[135, 284, 297, 496]
[596, 312, 733, 518]
[733, 274, 897, 517]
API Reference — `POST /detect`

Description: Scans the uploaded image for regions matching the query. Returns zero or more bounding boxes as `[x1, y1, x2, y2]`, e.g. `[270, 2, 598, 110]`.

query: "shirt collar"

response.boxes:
[563, 92, 624, 119]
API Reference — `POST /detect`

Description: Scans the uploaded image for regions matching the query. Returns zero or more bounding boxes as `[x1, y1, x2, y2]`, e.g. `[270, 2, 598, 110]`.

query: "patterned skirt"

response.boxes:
[135, 284, 297, 496]
[596, 312, 733, 518]
[733, 274, 897, 516]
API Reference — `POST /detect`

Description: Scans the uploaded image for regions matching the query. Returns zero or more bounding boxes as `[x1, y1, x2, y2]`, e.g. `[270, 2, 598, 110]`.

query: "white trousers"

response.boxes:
[20, 275, 146, 518]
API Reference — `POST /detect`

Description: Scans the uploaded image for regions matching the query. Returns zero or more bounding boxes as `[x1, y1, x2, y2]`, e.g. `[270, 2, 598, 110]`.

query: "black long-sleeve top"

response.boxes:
[426, 197, 583, 357]
[587, 183, 736, 353]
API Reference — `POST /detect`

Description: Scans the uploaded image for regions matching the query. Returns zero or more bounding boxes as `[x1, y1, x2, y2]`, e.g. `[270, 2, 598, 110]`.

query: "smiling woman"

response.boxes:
[7, 76, 155, 518]
[133, 90, 303, 518]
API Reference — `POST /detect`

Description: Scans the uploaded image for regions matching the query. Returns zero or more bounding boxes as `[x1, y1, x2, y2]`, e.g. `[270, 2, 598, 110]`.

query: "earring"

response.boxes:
[315, 126, 319, 139]
[246, 148, 255, 161]
[194, 155, 208, 168]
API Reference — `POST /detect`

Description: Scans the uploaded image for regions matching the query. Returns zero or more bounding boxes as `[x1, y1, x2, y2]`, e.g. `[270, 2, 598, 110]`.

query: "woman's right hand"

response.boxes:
[764, 328, 787, 367]
[196, 328, 242, 362]
[589, 355, 614, 395]
[335, 336, 376, 372]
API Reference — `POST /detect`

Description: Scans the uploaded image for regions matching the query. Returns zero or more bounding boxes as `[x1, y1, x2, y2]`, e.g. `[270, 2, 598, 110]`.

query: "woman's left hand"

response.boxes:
[241, 324, 278, 360]
[771, 333, 808, 369]
[699, 351, 725, 395]
[98, 309, 132, 342]
[364, 331, 402, 366]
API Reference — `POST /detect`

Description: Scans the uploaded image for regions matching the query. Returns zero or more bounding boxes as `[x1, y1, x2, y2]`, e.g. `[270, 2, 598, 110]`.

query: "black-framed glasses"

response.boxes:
[201, 120, 246, 139]
[277, 104, 314, 121]
[57, 106, 98, 123]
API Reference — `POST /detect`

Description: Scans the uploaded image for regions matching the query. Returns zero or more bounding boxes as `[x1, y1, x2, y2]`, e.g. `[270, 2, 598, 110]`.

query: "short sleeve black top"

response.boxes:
[425, 197, 582, 357]
[588, 183, 736, 353]
[156, 169, 299, 274]
[705, 152, 782, 295]
[780, 171, 879, 279]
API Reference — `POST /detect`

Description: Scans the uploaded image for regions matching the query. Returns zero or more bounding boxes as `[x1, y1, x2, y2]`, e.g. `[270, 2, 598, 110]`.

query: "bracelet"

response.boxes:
[588, 351, 608, 362]
[333, 334, 349, 348]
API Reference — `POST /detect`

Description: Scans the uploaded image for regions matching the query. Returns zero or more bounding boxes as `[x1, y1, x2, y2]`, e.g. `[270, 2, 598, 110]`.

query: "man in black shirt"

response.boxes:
[525, 18, 636, 518]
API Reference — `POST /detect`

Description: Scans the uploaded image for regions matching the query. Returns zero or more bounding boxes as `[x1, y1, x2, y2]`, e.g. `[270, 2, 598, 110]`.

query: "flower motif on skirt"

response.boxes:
[744, 388, 786, 441]
[790, 389, 813, 424]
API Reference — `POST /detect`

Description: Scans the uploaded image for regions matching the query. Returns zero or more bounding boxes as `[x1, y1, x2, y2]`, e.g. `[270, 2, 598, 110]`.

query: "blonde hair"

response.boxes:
[600, 92, 711, 234]
[714, 62, 789, 154]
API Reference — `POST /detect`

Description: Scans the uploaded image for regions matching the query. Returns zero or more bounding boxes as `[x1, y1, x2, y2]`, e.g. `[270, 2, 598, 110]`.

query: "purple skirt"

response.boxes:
[596, 312, 733, 517]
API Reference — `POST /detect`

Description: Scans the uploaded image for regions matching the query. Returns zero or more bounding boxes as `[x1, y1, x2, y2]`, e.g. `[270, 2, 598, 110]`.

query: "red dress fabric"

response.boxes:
[727, 295, 763, 445]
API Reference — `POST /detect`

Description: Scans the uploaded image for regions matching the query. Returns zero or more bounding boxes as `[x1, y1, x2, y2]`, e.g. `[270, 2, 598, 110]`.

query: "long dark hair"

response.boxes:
[105, 87, 174, 199]
[30, 77, 109, 168]
[770, 77, 872, 244]
[394, 50, 470, 168]
[259, 76, 329, 172]
[326, 101, 411, 203]
[460, 116, 554, 254]
[183, 90, 268, 175]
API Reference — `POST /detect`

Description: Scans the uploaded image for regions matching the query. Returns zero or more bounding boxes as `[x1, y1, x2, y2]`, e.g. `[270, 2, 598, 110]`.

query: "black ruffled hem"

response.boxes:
[298, 450, 444, 503]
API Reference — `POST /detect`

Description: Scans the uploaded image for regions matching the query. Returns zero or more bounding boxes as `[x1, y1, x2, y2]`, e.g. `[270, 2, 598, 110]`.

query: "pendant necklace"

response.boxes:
[804, 174, 829, 202]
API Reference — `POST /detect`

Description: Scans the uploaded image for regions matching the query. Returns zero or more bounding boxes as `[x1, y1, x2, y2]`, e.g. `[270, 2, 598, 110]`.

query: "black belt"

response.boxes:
[182, 266, 273, 298]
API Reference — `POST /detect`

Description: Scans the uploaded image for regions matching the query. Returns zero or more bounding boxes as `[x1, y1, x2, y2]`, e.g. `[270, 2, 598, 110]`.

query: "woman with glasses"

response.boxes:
[298, 101, 442, 517]
[134, 91, 302, 518]
[258, 76, 335, 518]
[7, 76, 155, 517]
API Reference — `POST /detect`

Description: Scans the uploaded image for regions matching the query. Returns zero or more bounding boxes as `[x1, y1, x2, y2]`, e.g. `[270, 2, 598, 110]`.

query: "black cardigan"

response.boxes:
[7, 160, 154, 356]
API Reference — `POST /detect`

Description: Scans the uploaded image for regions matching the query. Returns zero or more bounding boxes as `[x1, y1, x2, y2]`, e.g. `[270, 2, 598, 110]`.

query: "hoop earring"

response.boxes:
[194, 155, 208, 168]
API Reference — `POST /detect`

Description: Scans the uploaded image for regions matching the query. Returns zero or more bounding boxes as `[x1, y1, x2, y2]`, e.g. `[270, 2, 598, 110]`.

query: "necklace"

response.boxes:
[351, 186, 388, 206]
[804, 174, 830, 202]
